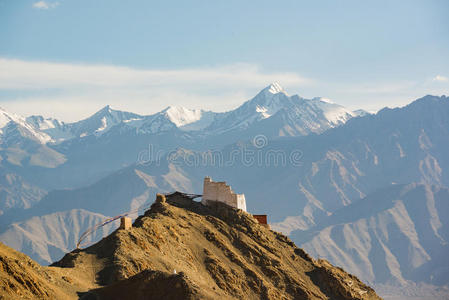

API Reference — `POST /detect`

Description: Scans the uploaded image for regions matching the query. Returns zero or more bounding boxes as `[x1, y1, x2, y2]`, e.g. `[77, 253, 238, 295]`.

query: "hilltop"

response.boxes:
[0, 193, 380, 299]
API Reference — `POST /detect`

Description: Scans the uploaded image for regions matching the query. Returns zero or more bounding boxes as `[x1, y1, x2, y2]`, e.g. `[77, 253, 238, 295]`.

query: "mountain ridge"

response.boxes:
[18, 83, 362, 144]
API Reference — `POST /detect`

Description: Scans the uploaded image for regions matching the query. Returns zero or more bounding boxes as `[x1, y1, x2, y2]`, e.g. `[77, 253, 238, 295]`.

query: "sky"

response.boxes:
[0, 0, 448, 122]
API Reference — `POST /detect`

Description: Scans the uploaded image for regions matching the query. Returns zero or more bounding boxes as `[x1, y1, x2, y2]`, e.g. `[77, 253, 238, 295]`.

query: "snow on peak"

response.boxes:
[66, 105, 144, 138]
[0, 85, 367, 143]
[26, 116, 74, 143]
[93, 105, 113, 117]
[26, 115, 66, 131]
[163, 106, 204, 127]
[0, 107, 52, 144]
[265, 82, 286, 95]
[307, 100, 355, 125]
[0, 107, 22, 128]
[246, 83, 292, 120]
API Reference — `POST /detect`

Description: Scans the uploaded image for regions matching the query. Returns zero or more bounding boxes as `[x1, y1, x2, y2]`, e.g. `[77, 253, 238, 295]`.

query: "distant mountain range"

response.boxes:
[0, 83, 448, 299]
[23, 82, 360, 145]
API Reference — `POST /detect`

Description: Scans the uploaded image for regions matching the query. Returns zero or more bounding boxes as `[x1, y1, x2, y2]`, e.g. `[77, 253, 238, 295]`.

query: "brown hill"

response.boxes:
[0, 240, 96, 300]
[1, 193, 381, 299]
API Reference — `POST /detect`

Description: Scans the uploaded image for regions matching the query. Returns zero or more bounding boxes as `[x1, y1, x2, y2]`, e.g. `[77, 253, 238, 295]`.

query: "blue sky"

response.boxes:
[0, 0, 448, 121]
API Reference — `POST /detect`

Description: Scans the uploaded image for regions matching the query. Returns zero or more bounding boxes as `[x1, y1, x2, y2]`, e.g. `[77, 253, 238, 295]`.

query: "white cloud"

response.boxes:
[0, 58, 311, 121]
[32, 1, 59, 10]
[0, 59, 309, 90]
[1, 58, 446, 122]
[433, 75, 449, 82]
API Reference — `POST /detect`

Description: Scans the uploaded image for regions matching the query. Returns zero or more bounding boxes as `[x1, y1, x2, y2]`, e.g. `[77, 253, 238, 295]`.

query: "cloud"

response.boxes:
[1, 58, 446, 122]
[32, 1, 59, 10]
[433, 75, 449, 82]
[0, 58, 311, 121]
[0, 59, 309, 90]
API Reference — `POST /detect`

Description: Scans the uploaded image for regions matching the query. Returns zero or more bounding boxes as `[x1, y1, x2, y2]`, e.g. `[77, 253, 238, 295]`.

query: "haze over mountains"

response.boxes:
[0, 83, 448, 299]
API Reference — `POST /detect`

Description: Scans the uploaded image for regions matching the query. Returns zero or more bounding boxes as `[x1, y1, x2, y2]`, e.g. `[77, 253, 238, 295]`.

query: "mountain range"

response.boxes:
[0, 83, 448, 299]
[24, 82, 359, 145]
[0, 83, 361, 192]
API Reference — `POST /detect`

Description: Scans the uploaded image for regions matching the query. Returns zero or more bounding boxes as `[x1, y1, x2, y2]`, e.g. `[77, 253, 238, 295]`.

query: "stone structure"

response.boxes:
[201, 177, 247, 212]
[120, 216, 132, 230]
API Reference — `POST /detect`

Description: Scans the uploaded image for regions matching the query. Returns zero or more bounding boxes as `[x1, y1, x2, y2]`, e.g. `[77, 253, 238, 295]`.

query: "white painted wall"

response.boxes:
[202, 177, 247, 212]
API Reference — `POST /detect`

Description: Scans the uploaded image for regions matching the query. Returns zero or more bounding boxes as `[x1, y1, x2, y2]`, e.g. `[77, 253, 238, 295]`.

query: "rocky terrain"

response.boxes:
[0, 240, 87, 300]
[0, 193, 380, 299]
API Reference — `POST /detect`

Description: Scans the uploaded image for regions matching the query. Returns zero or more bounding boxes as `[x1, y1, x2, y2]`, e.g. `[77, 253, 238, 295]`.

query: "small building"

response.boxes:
[202, 177, 247, 212]
[253, 214, 270, 229]
[253, 215, 267, 224]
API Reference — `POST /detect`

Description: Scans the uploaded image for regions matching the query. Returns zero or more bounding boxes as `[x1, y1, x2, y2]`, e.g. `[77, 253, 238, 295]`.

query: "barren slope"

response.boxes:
[53, 193, 380, 300]
[0, 241, 96, 300]
[0, 193, 381, 299]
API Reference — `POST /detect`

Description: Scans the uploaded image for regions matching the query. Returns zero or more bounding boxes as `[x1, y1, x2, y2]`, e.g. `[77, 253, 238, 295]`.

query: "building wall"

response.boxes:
[236, 194, 247, 212]
[202, 177, 247, 212]
[253, 215, 270, 229]
[253, 215, 267, 224]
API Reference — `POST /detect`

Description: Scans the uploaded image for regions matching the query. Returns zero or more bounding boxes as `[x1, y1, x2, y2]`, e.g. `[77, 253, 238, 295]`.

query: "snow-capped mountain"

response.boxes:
[28, 105, 144, 143]
[202, 83, 357, 136]
[20, 83, 360, 146]
[0, 83, 367, 193]
[0, 83, 364, 193]
[28, 105, 213, 142]
[69, 105, 143, 137]
[26, 115, 72, 144]
[203, 83, 293, 133]
[162, 106, 216, 130]
[0, 107, 52, 145]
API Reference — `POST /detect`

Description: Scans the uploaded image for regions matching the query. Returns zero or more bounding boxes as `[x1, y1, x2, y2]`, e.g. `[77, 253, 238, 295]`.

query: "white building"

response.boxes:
[201, 177, 247, 212]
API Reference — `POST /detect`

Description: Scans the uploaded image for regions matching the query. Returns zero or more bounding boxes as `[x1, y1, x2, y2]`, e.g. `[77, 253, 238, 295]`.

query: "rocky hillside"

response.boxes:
[0, 193, 381, 299]
[0, 241, 85, 300]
